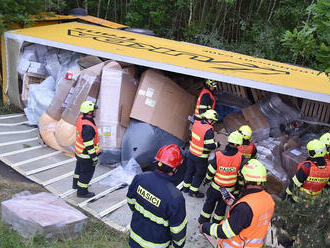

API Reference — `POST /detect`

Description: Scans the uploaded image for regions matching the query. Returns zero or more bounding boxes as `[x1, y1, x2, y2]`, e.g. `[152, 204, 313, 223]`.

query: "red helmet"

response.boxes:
[155, 144, 183, 168]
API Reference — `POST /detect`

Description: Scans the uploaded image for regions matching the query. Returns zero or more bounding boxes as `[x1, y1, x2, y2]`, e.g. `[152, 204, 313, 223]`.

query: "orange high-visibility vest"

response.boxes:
[297, 160, 330, 196]
[194, 88, 215, 118]
[218, 191, 274, 248]
[189, 120, 214, 158]
[238, 142, 256, 159]
[214, 151, 243, 187]
[75, 115, 101, 158]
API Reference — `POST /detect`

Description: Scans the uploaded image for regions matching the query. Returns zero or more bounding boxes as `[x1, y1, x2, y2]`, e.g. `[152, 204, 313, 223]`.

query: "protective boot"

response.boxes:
[77, 191, 95, 198]
[189, 191, 205, 198]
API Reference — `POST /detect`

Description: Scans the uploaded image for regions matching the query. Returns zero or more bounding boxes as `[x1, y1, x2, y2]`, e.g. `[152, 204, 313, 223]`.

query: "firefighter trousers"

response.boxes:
[183, 157, 208, 193]
[73, 156, 95, 194]
[200, 186, 227, 223]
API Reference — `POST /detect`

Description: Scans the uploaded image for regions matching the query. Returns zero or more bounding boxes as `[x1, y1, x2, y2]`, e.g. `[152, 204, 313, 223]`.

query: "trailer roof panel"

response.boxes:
[6, 22, 330, 103]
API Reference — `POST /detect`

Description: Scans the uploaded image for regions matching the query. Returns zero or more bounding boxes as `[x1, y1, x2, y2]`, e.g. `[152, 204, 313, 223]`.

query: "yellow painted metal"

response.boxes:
[1, 35, 9, 104]
[9, 22, 329, 97]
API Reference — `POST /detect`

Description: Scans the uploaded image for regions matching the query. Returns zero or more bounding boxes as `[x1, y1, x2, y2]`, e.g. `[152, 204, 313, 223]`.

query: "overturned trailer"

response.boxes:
[1, 21, 329, 247]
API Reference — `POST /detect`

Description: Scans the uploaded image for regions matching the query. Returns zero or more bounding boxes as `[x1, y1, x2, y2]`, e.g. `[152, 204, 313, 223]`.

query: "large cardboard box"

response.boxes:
[281, 147, 308, 179]
[223, 112, 248, 134]
[242, 104, 270, 142]
[95, 62, 137, 149]
[130, 69, 195, 141]
[21, 72, 46, 102]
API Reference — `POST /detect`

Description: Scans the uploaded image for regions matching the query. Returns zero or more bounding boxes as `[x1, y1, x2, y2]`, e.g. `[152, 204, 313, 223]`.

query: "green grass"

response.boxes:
[0, 179, 130, 248]
[0, 102, 22, 115]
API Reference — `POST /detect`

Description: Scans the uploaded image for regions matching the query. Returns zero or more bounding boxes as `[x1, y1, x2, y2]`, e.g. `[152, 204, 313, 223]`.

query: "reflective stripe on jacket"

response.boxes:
[238, 142, 256, 159]
[127, 171, 187, 248]
[194, 88, 215, 118]
[297, 160, 330, 196]
[75, 115, 101, 158]
[214, 151, 243, 187]
[189, 120, 214, 158]
[218, 191, 274, 248]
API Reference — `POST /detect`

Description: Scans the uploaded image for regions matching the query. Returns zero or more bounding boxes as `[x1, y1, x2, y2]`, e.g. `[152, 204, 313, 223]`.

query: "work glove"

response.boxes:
[92, 156, 98, 166]
[203, 178, 211, 186]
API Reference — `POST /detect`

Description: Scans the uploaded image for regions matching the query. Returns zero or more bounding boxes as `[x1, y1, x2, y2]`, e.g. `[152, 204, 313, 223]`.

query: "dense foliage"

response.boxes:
[0, 0, 329, 75]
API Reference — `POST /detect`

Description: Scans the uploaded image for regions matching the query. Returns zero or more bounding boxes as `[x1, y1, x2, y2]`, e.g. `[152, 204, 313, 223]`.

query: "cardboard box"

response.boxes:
[242, 104, 270, 142]
[223, 112, 248, 134]
[130, 69, 195, 141]
[21, 73, 46, 102]
[27, 61, 47, 75]
[95, 62, 137, 148]
[281, 147, 308, 179]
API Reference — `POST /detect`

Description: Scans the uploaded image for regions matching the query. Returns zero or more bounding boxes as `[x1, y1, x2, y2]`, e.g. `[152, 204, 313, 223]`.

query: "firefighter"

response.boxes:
[194, 79, 218, 120]
[320, 132, 330, 161]
[198, 131, 246, 224]
[237, 125, 257, 160]
[284, 139, 330, 203]
[73, 101, 101, 198]
[182, 109, 219, 198]
[200, 159, 275, 248]
[127, 144, 187, 248]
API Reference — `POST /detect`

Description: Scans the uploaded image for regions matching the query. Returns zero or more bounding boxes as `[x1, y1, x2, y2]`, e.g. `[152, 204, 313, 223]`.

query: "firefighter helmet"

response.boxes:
[228, 131, 243, 145]
[320, 132, 330, 146]
[205, 79, 218, 88]
[239, 125, 252, 140]
[80, 101, 97, 114]
[306, 139, 327, 158]
[155, 144, 183, 168]
[202, 109, 219, 122]
[241, 159, 267, 182]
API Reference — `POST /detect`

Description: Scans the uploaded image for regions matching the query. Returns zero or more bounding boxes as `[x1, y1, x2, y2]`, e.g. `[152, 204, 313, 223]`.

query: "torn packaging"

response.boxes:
[130, 69, 195, 141]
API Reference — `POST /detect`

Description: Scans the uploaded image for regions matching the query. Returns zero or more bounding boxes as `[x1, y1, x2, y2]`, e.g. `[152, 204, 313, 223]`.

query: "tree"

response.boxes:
[281, 0, 330, 75]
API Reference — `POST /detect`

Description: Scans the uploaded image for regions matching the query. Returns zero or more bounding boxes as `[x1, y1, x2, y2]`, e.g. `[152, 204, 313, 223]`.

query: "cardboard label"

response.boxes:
[290, 149, 302, 156]
[138, 89, 146, 96]
[145, 98, 156, 107]
[146, 88, 154, 98]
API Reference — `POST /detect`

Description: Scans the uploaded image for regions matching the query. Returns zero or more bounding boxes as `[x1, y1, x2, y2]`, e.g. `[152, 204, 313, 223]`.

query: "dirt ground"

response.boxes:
[0, 161, 34, 183]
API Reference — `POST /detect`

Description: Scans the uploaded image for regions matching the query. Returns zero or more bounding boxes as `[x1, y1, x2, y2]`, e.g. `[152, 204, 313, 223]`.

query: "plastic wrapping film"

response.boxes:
[1, 192, 87, 239]
[61, 63, 103, 125]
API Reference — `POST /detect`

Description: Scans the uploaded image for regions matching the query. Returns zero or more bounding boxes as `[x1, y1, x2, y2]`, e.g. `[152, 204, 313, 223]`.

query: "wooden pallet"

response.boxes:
[300, 99, 330, 123]
[218, 82, 248, 98]
[250, 88, 269, 102]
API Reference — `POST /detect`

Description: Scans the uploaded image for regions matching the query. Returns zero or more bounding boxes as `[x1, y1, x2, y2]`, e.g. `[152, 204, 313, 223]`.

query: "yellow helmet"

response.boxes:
[205, 79, 218, 88]
[228, 131, 243, 145]
[239, 125, 252, 140]
[241, 159, 267, 182]
[320, 132, 330, 146]
[80, 101, 97, 114]
[202, 109, 219, 122]
[306, 139, 326, 158]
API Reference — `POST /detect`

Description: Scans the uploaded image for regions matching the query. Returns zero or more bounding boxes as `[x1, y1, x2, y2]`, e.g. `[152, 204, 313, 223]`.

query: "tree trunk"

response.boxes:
[105, 0, 111, 19]
[97, 0, 102, 17]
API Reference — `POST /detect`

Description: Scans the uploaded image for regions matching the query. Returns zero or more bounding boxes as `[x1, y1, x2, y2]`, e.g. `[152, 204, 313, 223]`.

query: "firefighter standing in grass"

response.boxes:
[200, 159, 275, 248]
[284, 139, 330, 203]
[127, 144, 187, 248]
[194, 79, 218, 120]
[320, 132, 330, 161]
[182, 109, 219, 198]
[198, 131, 246, 224]
[73, 101, 101, 198]
[237, 125, 257, 160]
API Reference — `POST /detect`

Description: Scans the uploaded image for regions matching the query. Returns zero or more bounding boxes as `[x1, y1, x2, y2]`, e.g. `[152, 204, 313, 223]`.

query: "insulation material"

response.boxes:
[17, 44, 38, 77]
[24, 76, 56, 125]
[1, 192, 87, 239]
[95, 61, 137, 149]
[78, 55, 103, 69]
[130, 69, 195, 141]
[39, 113, 66, 153]
[61, 63, 103, 125]
[55, 119, 76, 150]
[46, 71, 78, 121]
